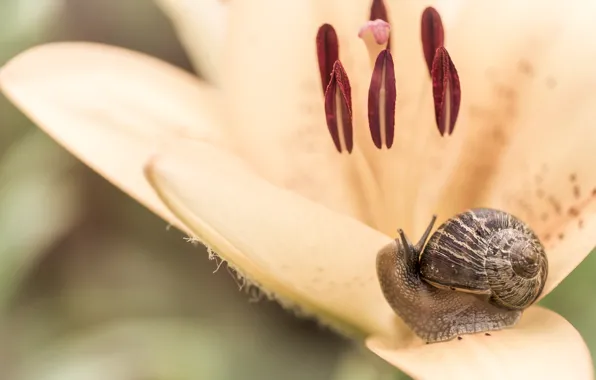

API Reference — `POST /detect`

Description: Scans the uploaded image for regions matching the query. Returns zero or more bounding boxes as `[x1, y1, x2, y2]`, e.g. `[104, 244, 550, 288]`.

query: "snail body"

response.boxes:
[376, 208, 548, 343]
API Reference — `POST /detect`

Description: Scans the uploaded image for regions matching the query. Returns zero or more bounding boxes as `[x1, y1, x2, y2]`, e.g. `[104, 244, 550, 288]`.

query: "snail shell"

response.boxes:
[376, 208, 548, 343]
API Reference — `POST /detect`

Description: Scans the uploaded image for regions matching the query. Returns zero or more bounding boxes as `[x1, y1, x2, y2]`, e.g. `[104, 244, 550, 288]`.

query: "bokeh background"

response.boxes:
[0, 1, 594, 379]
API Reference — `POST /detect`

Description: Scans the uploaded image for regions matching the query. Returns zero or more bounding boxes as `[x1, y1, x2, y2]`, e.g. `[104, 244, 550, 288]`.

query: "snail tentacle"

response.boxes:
[413, 214, 437, 253]
[397, 229, 418, 270]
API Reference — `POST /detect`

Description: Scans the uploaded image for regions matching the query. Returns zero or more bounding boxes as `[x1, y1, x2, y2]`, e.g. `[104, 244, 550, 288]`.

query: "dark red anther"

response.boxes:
[421, 7, 444, 76]
[431, 47, 460, 136]
[370, 0, 391, 49]
[316, 24, 339, 93]
[368, 50, 396, 149]
[370, 0, 389, 22]
[324, 61, 353, 153]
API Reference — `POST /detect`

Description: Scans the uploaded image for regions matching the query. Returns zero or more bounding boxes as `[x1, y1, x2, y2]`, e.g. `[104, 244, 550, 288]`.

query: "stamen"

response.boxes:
[316, 24, 339, 93]
[369, 0, 391, 49]
[358, 20, 391, 67]
[421, 7, 444, 77]
[431, 47, 461, 136]
[324, 61, 354, 153]
[370, 0, 389, 23]
[368, 50, 396, 149]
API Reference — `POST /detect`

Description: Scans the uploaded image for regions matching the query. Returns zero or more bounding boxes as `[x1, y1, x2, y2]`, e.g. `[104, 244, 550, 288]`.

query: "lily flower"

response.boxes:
[1, 0, 595, 378]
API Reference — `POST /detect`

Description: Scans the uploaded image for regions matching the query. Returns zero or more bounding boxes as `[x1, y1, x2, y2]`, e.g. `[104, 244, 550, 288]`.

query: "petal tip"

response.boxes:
[0, 42, 125, 94]
[143, 154, 184, 198]
[366, 307, 593, 379]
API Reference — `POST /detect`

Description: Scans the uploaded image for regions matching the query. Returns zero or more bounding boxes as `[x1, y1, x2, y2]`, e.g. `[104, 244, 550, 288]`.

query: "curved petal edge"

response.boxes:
[367, 306, 593, 380]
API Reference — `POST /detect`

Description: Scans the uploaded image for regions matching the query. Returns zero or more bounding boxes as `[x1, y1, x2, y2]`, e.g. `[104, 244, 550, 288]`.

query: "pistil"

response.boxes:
[369, 0, 391, 48]
[358, 20, 391, 68]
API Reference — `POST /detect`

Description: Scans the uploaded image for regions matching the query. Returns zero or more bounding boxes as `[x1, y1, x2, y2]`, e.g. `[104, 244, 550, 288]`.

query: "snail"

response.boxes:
[376, 208, 548, 343]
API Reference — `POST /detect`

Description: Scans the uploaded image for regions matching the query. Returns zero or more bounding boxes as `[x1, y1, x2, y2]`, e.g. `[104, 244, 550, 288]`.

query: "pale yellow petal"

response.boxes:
[373, 1, 596, 240]
[484, 42, 596, 296]
[222, 0, 389, 229]
[423, 1, 593, 211]
[156, 0, 228, 82]
[427, 1, 596, 293]
[367, 306, 593, 380]
[144, 142, 401, 337]
[0, 42, 223, 234]
[477, 1, 596, 296]
[377, 0, 596, 289]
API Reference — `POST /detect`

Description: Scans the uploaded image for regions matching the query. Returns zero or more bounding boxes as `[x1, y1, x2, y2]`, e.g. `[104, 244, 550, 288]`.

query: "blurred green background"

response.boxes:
[0, 1, 593, 379]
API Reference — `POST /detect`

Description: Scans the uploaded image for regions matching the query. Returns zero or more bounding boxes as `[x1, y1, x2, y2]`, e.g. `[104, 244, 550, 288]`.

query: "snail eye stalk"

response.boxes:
[414, 214, 437, 253]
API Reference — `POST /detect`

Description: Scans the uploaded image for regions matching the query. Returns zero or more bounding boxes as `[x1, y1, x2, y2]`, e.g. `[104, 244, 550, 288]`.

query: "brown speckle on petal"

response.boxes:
[517, 60, 534, 77]
[547, 195, 563, 215]
[546, 76, 557, 89]
[573, 185, 581, 199]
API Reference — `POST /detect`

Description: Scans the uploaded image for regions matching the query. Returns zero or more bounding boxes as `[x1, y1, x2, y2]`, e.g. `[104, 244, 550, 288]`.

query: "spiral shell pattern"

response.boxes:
[420, 208, 548, 310]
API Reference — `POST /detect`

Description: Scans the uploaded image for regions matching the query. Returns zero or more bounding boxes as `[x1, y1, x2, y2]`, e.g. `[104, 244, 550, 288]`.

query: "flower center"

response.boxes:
[316, 3, 462, 153]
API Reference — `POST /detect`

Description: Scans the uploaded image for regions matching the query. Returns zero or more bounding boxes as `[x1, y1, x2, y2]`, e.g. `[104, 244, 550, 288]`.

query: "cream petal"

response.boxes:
[425, 1, 596, 294]
[144, 142, 401, 337]
[483, 40, 596, 296]
[423, 1, 594, 213]
[367, 306, 593, 380]
[0, 42, 223, 234]
[378, 0, 596, 288]
[375, 1, 596, 243]
[156, 0, 228, 82]
[222, 0, 390, 229]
